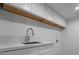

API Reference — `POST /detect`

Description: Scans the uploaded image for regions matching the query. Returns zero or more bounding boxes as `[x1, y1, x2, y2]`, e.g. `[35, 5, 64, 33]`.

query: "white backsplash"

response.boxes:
[0, 11, 62, 46]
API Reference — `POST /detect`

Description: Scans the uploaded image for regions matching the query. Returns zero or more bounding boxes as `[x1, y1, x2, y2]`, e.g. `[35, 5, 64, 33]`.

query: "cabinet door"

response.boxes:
[10, 3, 32, 12]
[2, 48, 37, 55]
[46, 6, 59, 23]
[32, 3, 46, 18]
[46, 7, 66, 27]
[46, 7, 55, 22]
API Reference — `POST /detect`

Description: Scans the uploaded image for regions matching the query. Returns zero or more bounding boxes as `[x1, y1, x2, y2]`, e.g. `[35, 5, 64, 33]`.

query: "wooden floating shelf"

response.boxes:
[0, 3, 65, 30]
[0, 3, 3, 8]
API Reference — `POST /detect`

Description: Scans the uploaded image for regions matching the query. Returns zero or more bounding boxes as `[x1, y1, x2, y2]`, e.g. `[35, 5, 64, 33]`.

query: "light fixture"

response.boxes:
[75, 7, 79, 10]
[75, 4, 79, 11]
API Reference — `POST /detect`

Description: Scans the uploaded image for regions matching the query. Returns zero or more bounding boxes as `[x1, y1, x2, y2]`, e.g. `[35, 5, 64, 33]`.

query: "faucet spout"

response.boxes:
[24, 27, 34, 42]
[27, 28, 34, 36]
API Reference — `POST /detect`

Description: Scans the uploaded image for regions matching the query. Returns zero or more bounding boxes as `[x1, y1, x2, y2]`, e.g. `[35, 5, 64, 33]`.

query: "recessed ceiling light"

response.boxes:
[75, 4, 79, 11]
[75, 7, 79, 10]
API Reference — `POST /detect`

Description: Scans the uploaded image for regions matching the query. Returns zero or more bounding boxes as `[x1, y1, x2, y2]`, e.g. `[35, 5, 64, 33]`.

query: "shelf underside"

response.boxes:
[0, 3, 65, 30]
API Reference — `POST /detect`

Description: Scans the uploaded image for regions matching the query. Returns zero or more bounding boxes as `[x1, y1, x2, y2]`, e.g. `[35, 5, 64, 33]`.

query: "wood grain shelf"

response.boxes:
[0, 3, 65, 30]
[0, 3, 3, 8]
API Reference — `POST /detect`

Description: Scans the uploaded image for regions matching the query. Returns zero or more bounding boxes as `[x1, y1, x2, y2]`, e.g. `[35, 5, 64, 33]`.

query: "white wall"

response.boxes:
[62, 17, 79, 55]
[0, 10, 64, 54]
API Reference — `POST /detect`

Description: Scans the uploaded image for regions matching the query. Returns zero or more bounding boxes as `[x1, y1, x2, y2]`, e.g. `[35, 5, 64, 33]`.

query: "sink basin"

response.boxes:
[23, 42, 41, 44]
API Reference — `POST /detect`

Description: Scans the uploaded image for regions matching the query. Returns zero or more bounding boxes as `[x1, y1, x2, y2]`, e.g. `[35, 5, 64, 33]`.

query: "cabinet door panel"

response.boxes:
[46, 7, 66, 27]
[10, 3, 32, 12]
[32, 3, 46, 18]
[46, 7, 56, 22]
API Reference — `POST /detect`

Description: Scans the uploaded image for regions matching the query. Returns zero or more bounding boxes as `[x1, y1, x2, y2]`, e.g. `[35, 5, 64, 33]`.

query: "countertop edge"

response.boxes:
[0, 42, 54, 53]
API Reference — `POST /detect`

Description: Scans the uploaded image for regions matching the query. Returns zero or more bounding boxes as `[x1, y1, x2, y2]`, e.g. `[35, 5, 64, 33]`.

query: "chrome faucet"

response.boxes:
[24, 28, 34, 42]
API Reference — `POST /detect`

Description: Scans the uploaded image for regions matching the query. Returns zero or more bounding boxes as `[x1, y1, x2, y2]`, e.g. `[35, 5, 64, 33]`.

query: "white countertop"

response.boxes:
[0, 42, 54, 53]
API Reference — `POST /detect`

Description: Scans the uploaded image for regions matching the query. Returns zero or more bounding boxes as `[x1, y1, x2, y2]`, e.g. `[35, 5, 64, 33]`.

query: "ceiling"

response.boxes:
[46, 3, 79, 20]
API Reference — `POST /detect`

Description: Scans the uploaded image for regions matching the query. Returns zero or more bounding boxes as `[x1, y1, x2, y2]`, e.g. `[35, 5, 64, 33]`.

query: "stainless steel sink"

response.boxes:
[23, 42, 41, 44]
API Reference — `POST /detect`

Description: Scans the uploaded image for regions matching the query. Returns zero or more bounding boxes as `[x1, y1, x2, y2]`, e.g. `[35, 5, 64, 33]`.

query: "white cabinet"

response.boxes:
[9, 3, 47, 18]
[32, 3, 46, 19]
[8, 3, 66, 27]
[10, 3, 32, 12]
[2, 48, 37, 55]
[46, 7, 55, 22]
[46, 6, 66, 27]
